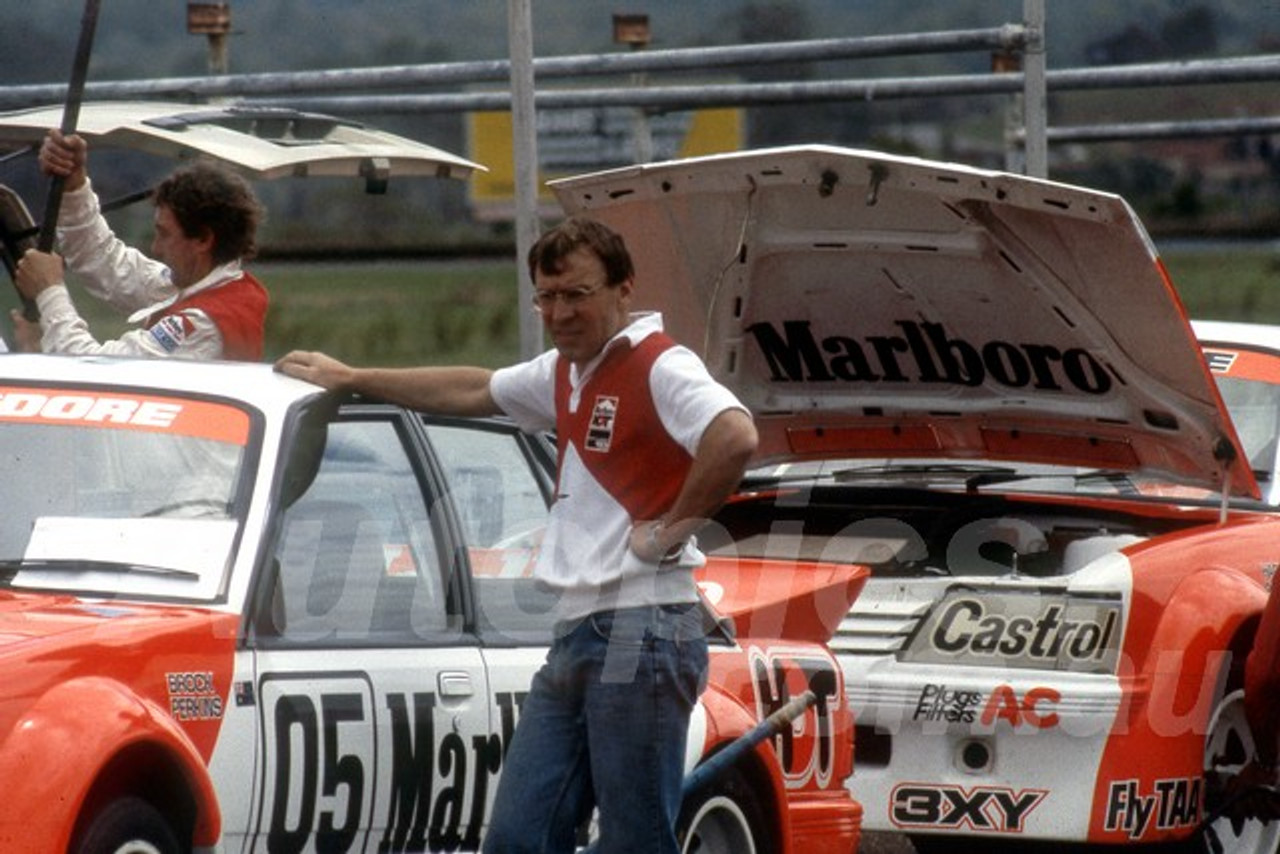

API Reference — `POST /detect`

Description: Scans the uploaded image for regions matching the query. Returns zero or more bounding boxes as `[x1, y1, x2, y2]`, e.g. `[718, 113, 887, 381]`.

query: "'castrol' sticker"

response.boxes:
[902, 589, 1123, 673]
[0, 387, 250, 444]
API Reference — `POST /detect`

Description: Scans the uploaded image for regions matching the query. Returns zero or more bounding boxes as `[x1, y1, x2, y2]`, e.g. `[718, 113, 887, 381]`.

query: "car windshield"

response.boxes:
[712, 360, 1280, 584]
[1216, 373, 1280, 486]
[742, 368, 1280, 507]
[742, 458, 1213, 499]
[0, 385, 255, 600]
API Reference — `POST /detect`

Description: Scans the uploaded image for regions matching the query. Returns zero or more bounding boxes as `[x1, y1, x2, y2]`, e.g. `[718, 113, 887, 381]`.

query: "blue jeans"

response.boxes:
[483, 603, 709, 854]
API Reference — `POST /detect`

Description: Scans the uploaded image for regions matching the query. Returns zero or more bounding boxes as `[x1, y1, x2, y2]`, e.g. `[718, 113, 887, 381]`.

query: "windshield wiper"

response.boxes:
[741, 463, 1021, 489]
[1071, 470, 1141, 494]
[835, 463, 1019, 486]
[743, 463, 1148, 495]
[0, 559, 200, 581]
[963, 468, 1141, 494]
[739, 468, 840, 488]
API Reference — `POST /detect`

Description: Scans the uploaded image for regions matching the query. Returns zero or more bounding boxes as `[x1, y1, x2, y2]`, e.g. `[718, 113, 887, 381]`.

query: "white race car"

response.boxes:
[0, 354, 863, 853]
[549, 146, 1280, 853]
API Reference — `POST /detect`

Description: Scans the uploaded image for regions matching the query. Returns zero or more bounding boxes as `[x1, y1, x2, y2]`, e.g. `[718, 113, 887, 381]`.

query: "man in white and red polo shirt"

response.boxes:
[11, 129, 267, 361]
[276, 216, 758, 854]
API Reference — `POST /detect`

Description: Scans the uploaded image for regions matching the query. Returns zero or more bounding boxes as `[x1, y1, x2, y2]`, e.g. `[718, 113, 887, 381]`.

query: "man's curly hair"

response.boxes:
[154, 161, 264, 265]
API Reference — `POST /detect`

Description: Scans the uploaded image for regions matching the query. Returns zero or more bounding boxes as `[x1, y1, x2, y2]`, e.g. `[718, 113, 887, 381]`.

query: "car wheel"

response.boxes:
[73, 797, 181, 854]
[1200, 689, 1280, 854]
[677, 768, 769, 854]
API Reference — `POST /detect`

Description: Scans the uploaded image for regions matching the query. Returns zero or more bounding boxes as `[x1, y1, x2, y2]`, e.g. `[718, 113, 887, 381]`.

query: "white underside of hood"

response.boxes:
[550, 145, 1255, 498]
[0, 101, 483, 181]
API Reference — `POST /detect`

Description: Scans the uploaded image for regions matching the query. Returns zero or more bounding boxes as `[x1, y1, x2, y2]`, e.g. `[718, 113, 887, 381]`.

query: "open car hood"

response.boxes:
[0, 101, 483, 183]
[550, 145, 1256, 498]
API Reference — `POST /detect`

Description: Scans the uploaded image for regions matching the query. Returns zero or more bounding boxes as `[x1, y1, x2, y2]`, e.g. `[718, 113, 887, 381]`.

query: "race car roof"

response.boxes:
[1193, 318, 1280, 355]
[0, 101, 483, 182]
[0, 353, 321, 420]
[549, 145, 1256, 498]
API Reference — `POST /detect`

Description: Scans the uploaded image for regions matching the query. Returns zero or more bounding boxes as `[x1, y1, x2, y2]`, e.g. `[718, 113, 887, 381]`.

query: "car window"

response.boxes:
[1216, 375, 1280, 478]
[3, 420, 241, 521]
[263, 418, 455, 646]
[0, 386, 252, 599]
[424, 422, 557, 644]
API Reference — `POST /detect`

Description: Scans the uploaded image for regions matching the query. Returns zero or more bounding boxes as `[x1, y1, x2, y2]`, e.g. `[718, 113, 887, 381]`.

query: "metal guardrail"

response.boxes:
[1045, 116, 1280, 144]
[195, 54, 1278, 117]
[0, 27, 1030, 110]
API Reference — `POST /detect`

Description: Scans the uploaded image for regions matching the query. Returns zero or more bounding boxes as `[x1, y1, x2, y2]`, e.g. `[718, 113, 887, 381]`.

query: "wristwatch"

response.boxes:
[649, 520, 685, 564]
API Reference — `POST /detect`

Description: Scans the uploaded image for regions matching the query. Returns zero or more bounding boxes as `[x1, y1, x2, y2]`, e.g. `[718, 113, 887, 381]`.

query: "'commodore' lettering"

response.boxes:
[930, 598, 1117, 663]
[0, 392, 181, 428]
[746, 319, 1115, 394]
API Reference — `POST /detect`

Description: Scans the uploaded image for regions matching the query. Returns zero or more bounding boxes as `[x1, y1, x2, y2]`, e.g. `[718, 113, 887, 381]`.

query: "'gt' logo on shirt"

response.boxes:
[586, 395, 618, 452]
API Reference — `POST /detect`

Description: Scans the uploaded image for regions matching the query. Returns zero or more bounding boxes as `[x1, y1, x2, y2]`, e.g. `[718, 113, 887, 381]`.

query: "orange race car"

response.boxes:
[548, 147, 1280, 854]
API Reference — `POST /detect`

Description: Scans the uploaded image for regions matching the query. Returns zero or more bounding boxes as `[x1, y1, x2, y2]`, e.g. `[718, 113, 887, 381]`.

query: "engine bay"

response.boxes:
[705, 485, 1210, 579]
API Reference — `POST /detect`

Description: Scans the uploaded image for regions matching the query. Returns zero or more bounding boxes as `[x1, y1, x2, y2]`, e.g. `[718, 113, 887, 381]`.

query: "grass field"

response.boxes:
[260, 259, 525, 367]
[1162, 245, 1280, 323]
[3, 245, 1278, 366]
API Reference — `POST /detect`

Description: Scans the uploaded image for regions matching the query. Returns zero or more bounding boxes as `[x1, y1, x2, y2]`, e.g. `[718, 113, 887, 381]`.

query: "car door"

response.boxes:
[242, 410, 496, 853]
[417, 418, 559, 727]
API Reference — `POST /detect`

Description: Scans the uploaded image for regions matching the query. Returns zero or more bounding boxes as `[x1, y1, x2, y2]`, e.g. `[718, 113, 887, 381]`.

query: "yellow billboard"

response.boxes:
[468, 105, 743, 221]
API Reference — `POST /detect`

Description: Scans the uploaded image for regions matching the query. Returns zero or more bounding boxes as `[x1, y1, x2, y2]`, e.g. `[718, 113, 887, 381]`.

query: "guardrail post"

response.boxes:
[614, 13, 655, 163]
[1021, 0, 1048, 178]
[508, 0, 543, 360]
[999, 0, 1046, 176]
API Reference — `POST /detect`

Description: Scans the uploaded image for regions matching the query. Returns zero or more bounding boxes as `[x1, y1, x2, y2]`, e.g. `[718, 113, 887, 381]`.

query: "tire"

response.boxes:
[73, 796, 181, 854]
[1199, 689, 1280, 854]
[677, 768, 769, 854]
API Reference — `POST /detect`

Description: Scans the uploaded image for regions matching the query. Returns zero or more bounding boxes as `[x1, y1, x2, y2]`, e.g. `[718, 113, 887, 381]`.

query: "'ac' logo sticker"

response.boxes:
[586, 395, 618, 452]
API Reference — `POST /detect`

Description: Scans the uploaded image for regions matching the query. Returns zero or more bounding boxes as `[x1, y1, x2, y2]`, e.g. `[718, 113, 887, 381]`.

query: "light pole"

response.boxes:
[509, 0, 543, 360]
[187, 2, 232, 75]
[613, 13, 654, 163]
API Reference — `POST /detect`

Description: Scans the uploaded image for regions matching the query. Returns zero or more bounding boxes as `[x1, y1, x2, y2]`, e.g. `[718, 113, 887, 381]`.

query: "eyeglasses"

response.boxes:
[530, 282, 607, 312]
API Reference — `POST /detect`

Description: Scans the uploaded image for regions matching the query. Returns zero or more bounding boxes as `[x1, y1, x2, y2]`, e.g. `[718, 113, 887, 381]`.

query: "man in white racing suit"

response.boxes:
[9, 130, 268, 361]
